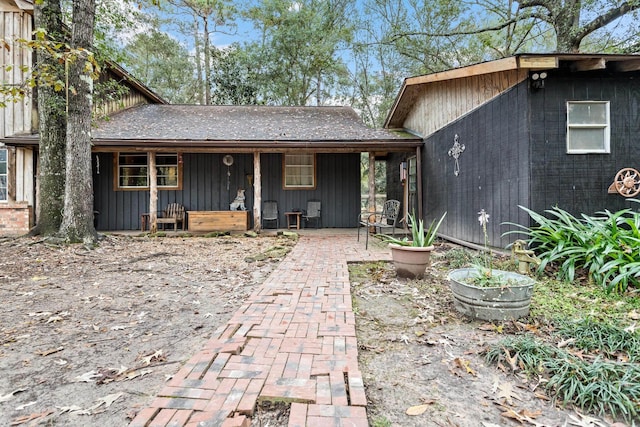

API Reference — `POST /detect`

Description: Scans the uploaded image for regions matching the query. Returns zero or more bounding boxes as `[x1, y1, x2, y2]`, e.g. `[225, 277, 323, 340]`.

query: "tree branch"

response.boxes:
[576, 2, 640, 41]
[386, 11, 548, 42]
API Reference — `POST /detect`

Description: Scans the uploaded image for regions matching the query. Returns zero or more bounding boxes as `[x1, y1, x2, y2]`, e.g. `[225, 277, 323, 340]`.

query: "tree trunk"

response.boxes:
[193, 16, 205, 105]
[203, 16, 212, 105]
[32, 0, 67, 236]
[59, 0, 97, 243]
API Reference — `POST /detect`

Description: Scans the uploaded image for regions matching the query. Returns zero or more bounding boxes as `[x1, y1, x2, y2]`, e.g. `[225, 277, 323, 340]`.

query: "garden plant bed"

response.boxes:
[351, 243, 639, 427]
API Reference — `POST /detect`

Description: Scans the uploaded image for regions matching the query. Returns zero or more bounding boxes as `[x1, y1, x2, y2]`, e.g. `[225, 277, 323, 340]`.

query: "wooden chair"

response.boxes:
[262, 200, 279, 229]
[357, 199, 401, 249]
[156, 203, 185, 231]
[303, 200, 321, 228]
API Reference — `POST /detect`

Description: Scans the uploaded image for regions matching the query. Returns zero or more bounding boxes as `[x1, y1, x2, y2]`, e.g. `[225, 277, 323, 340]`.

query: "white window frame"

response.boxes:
[116, 153, 181, 190]
[0, 148, 7, 202]
[283, 153, 316, 189]
[566, 101, 610, 154]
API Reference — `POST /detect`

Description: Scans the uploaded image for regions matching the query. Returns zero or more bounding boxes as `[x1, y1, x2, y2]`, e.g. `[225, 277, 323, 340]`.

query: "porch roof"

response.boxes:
[3, 104, 421, 153]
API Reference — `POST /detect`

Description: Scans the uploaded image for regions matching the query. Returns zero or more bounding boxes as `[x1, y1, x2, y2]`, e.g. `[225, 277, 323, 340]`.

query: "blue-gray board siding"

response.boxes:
[391, 69, 640, 249]
[93, 152, 361, 230]
[393, 83, 531, 248]
[529, 70, 640, 217]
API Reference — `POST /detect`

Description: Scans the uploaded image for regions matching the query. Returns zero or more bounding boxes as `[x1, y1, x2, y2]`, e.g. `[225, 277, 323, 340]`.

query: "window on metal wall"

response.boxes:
[0, 149, 7, 202]
[567, 101, 610, 154]
[116, 153, 180, 190]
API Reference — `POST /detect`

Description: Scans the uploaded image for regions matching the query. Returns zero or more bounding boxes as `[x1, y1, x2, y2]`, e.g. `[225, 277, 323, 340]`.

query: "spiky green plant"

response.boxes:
[503, 204, 640, 293]
[382, 212, 446, 247]
[555, 318, 640, 362]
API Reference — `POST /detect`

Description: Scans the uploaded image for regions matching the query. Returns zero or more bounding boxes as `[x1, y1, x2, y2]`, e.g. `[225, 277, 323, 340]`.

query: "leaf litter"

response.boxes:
[0, 234, 293, 426]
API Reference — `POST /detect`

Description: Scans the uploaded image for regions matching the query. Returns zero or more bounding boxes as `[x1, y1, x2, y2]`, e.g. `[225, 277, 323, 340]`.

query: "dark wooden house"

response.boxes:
[385, 54, 640, 248]
[85, 104, 420, 232]
[1, 0, 421, 235]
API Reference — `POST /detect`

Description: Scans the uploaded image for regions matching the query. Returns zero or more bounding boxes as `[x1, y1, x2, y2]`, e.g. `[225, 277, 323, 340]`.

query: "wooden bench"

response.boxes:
[156, 203, 186, 231]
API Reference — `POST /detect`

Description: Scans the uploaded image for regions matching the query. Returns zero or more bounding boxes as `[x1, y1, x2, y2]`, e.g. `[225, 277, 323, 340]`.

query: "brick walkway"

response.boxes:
[129, 232, 391, 427]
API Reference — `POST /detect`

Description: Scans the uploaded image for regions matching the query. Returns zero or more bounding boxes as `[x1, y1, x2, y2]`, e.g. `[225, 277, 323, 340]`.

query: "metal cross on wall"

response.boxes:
[448, 134, 465, 176]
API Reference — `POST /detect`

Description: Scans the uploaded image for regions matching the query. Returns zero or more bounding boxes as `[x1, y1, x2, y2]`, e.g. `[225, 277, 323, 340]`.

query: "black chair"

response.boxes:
[262, 200, 279, 229]
[303, 200, 321, 228]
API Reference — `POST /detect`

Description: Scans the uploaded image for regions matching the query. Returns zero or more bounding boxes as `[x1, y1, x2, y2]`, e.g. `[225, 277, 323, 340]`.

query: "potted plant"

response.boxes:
[448, 209, 536, 321]
[384, 212, 446, 279]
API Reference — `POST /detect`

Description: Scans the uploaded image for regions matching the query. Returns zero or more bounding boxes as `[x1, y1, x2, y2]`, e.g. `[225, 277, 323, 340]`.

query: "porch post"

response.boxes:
[368, 152, 375, 212]
[416, 145, 423, 220]
[253, 151, 261, 232]
[149, 152, 158, 233]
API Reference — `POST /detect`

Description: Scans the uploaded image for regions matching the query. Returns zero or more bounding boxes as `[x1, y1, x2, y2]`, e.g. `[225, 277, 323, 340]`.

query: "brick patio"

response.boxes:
[129, 232, 391, 427]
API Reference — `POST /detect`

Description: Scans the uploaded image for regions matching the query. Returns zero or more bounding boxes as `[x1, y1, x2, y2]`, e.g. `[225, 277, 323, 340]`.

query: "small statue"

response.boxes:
[229, 188, 246, 211]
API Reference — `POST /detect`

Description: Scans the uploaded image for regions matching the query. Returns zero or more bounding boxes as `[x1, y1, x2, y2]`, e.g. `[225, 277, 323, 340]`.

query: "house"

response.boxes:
[0, 0, 167, 234]
[1, 0, 421, 235]
[385, 54, 640, 248]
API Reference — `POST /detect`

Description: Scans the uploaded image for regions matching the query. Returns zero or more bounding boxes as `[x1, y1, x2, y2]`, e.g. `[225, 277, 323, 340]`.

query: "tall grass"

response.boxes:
[504, 204, 640, 293]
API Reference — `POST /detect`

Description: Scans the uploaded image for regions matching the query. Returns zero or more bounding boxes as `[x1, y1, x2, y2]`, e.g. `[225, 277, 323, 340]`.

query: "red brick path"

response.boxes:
[129, 233, 390, 427]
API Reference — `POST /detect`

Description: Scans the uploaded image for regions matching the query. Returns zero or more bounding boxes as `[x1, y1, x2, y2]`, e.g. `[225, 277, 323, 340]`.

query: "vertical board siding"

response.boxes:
[1, 9, 32, 138]
[404, 69, 528, 138]
[421, 83, 531, 248]
[529, 70, 640, 217]
[93, 152, 360, 230]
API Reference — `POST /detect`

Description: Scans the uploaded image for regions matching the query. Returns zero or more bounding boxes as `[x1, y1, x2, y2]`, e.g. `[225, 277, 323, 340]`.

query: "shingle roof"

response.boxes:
[93, 104, 415, 142]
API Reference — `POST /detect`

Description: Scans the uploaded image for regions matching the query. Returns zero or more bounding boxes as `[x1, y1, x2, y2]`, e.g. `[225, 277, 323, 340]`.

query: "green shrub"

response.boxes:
[504, 204, 640, 293]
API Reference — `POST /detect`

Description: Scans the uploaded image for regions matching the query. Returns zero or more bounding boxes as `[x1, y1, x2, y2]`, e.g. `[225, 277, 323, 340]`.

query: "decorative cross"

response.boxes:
[448, 134, 465, 176]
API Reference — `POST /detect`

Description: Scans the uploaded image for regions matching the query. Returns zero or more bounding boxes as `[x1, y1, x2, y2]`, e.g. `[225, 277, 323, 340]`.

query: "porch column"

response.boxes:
[149, 152, 158, 233]
[253, 152, 261, 232]
[368, 152, 375, 212]
[416, 146, 423, 220]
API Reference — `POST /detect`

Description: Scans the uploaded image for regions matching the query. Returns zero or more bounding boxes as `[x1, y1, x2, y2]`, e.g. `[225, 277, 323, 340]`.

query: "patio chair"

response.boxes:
[302, 200, 321, 228]
[156, 202, 185, 231]
[262, 200, 279, 229]
[357, 199, 401, 249]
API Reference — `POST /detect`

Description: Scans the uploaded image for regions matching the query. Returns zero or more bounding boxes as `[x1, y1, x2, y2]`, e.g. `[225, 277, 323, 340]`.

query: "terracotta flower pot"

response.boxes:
[389, 243, 435, 279]
[448, 267, 535, 321]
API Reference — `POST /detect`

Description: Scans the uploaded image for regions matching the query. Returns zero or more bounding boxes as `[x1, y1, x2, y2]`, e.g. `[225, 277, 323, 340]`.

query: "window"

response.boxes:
[0, 148, 6, 201]
[567, 101, 610, 153]
[283, 153, 316, 189]
[116, 153, 181, 190]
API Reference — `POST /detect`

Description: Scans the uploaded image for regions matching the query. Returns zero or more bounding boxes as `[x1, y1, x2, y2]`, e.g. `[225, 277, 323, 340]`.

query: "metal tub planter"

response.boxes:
[448, 267, 535, 321]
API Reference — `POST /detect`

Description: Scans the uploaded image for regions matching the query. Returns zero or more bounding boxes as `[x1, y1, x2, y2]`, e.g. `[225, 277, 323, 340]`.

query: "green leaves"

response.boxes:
[509, 204, 640, 293]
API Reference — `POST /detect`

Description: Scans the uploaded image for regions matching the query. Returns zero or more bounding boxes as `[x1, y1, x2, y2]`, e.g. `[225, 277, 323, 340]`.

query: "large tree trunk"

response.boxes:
[202, 15, 211, 105]
[33, 0, 66, 236]
[59, 0, 97, 243]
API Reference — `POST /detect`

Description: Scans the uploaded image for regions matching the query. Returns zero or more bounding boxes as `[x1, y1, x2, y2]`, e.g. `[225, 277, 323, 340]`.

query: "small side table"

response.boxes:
[285, 212, 302, 230]
[141, 213, 150, 231]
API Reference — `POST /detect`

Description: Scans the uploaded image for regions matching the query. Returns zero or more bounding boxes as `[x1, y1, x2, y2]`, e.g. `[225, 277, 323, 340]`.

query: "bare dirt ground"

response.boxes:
[0, 234, 626, 427]
[0, 233, 295, 427]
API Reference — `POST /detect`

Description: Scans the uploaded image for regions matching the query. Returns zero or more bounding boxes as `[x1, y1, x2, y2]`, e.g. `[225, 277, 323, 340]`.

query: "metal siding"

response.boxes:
[93, 152, 360, 230]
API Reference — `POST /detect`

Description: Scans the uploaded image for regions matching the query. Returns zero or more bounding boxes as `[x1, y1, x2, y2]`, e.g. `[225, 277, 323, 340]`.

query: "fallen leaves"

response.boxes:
[0, 389, 27, 403]
[452, 357, 476, 376]
[57, 392, 124, 416]
[10, 410, 54, 426]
